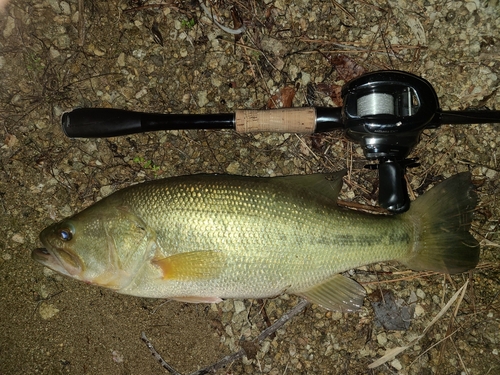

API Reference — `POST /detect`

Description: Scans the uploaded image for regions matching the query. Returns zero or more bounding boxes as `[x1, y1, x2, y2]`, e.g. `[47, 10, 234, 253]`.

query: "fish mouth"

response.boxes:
[32, 245, 83, 277]
[32, 247, 73, 276]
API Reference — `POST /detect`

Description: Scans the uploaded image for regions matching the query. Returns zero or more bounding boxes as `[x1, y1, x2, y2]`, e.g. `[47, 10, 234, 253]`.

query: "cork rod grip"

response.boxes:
[234, 108, 317, 133]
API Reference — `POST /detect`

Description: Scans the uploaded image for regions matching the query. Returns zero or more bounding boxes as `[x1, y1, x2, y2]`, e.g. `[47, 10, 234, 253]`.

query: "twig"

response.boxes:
[78, 0, 85, 47]
[194, 298, 309, 374]
[256, 298, 309, 342]
[140, 332, 182, 375]
[142, 299, 309, 375]
[330, 0, 355, 21]
[124, 2, 179, 13]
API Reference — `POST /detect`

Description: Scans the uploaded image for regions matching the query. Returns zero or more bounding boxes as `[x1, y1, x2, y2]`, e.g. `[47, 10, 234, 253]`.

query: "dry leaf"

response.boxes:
[315, 83, 343, 106]
[267, 86, 296, 108]
[328, 54, 366, 82]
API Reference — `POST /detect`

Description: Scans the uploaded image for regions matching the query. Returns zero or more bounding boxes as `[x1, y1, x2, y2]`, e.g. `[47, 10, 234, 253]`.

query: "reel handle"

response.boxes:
[377, 161, 410, 213]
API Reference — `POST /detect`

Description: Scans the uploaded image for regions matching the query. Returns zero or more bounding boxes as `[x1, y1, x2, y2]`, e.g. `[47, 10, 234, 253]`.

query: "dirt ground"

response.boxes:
[0, 0, 499, 374]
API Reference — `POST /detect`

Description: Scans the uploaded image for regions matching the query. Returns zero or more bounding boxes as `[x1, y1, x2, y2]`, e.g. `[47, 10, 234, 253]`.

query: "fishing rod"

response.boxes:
[62, 70, 500, 213]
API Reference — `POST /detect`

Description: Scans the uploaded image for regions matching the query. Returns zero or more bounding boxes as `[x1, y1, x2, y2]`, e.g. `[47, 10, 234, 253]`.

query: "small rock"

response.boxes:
[100, 185, 114, 197]
[4, 133, 18, 148]
[39, 303, 60, 320]
[220, 299, 233, 312]
[376, 333, 388, 345]
[40, 285, 51, 299]
[111, 350, 124, 363]
[414, 304, 425, 317]
[135, 88, 148, 99]
[233, 300, 246, 314]
[416, 288, 426, 299]
[260, 35, 286, 56]
[226, 161, 240, 174]
[49, 47, 60, 59]
[71, 11, 80, 24]
[60, 1, 71, 15]
[93, 47, 106, 57]
[3, 16, 15, 38]
[11, 233, 24, 244]
[390, 359, 402, 371]
[55, 34, 71, 49]
[47, 0, 61, 13]
[117, 52, 126, 67]
[197, 90, 209, 107]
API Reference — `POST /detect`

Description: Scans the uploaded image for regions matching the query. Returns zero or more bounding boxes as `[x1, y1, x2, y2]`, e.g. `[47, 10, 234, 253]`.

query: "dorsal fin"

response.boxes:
[274, 171, 346, 204]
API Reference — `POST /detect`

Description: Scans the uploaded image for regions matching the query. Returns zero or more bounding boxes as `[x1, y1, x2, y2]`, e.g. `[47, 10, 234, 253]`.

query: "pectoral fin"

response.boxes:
[298, 274, 366, 312]
[152, 250, 225, 281]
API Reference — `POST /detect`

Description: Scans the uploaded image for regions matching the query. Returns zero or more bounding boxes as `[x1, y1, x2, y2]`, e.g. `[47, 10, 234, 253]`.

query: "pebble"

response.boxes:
[11, 233, 24, 244]
[197, 90, 209, 107]
[117, 53, 126, 67]
[100, 185, 114, 197]
[3, 16, 15, 38]
[391, 359, 403, 371]
[377, 333, 388, 345]
[416, 288, 426, 299]
[226, 161, 240, 174]
[49, 46, 60, 59]
[60, 1, 70, 15]
[39, 303, 60, 320]
[414, 304, 426, 317]
[233, 300, 246, 314]
[47, 0, 61, 13]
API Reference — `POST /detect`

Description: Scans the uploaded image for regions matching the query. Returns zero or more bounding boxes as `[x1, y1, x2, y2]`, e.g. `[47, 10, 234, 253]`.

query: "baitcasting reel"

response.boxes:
[62, 71, 499, 213]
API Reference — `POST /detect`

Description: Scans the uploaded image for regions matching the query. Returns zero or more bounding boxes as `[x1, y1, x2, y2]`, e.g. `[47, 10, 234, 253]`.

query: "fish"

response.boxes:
[33, 171, 480, 311]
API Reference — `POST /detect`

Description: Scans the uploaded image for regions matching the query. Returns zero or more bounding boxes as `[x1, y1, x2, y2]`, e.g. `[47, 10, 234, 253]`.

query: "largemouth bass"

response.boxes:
[33, 171, 479, 311]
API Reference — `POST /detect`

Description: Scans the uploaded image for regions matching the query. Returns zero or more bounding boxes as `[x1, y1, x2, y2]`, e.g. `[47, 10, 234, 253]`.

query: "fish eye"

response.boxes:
[58, 227, 74, 241]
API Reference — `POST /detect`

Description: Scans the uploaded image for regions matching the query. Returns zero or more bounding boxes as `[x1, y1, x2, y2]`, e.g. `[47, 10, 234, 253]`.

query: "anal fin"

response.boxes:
[298, 274, 366, 312]
[171, 296, 223, 304]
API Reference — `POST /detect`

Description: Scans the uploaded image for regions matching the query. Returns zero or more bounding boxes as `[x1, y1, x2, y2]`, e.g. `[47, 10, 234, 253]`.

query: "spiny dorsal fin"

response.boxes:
[297, 274, 366, 312]
[274, 171, 346, 203]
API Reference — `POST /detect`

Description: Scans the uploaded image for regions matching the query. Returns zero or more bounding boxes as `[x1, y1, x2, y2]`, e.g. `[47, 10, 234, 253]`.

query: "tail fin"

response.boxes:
[401, 172, 480, 274]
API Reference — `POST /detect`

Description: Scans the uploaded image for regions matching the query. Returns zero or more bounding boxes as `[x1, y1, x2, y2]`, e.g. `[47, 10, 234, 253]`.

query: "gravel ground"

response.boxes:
[1, 0, 499, 374]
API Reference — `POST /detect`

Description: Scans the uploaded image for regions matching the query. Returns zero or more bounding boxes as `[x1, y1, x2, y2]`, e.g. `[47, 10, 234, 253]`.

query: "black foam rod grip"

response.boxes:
[62, 108, 145, 138]
[61, 108, 236, 138]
